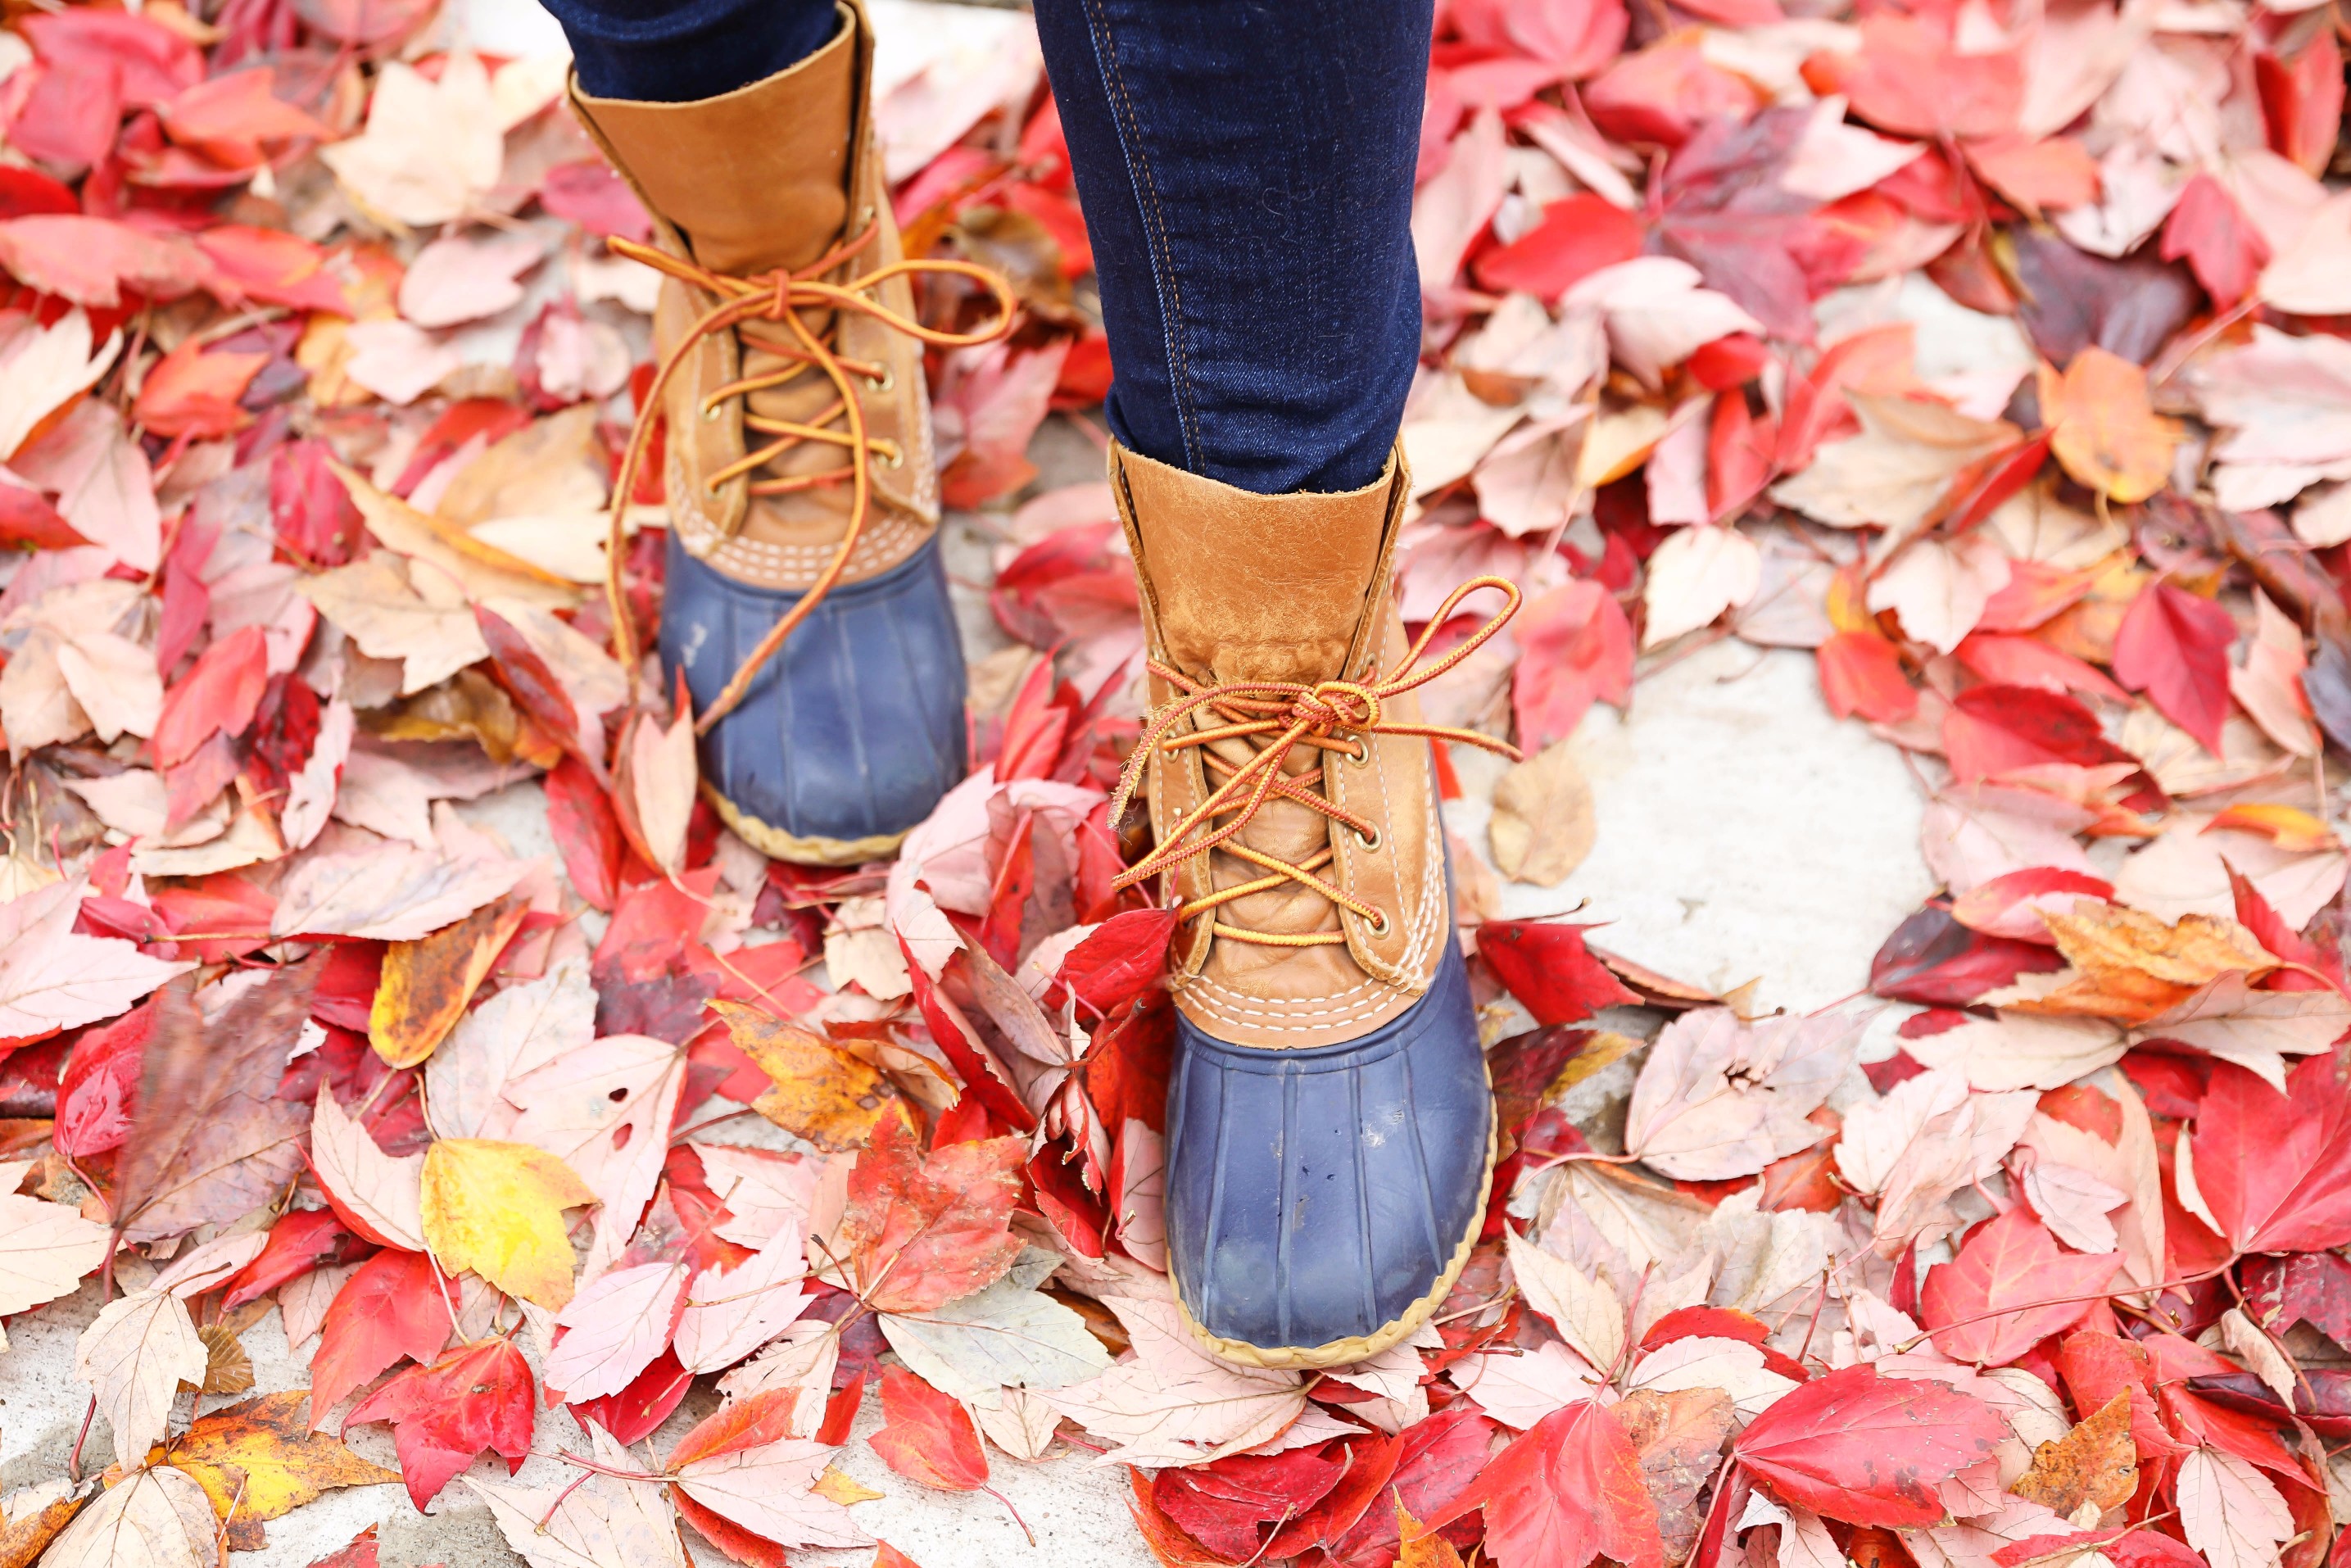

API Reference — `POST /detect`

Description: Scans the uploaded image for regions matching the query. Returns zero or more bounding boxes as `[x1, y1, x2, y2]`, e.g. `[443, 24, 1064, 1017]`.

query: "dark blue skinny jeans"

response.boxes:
[541, 0, 1431, 496]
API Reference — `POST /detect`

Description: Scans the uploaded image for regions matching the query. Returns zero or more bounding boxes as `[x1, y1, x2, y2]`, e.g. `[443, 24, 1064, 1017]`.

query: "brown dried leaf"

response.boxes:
[1610, 1385, 1736, 1566]
[2023, 903, 2281, 1023]
[113, 966, 319, 1241]
[195, 1322, 254, 1396]
[0, 1483, 85, 1568]
[367, 896, 528, 1068]
[2009, 1389, 2137, 1516]
[1490, 738, 1596, 886]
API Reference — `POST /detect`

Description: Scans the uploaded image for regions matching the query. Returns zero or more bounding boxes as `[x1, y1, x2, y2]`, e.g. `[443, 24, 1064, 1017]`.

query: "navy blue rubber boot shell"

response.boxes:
[1162, 938, 1493, 1366]
[659, 528, 967, 863]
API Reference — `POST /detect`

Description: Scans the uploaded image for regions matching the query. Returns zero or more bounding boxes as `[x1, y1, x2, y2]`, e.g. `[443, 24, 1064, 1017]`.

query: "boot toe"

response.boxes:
[1163, 940, 1493, 1367]
[659, 530, 967, 863]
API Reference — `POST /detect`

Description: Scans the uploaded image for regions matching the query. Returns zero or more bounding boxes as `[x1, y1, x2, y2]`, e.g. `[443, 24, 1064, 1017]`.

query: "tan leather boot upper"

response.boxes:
[1112, 443, 1510, 1049]
[569, 0, 938, 592]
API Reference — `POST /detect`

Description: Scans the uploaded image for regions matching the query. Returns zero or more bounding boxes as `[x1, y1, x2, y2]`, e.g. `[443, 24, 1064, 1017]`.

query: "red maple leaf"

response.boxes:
[345, 1337, 534, 1510]
[867, 1366, 990, 1492]
[1918, 1207, 2122, 1365]
[2189, 1055, 2351, 1255]
[1474, 1399, 1665, 1568]
[307, 1248, 452, 1425]
[1479, 921, 1641, 1026]
[2111, 582, 2235, 754]
[1733, 1363, 2004, 1526]
[837, 1117, 1027, 1313]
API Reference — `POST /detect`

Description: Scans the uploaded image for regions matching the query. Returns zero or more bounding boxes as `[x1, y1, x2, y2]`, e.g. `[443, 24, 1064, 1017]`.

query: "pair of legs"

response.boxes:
[545, 0, 1427, 496]
[550, 0, 1502, 1366]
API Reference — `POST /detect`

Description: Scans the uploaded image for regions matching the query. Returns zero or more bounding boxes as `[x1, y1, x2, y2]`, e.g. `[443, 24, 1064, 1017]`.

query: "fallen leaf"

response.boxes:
[673, 1223, 812, 1375]
[1624, 1007, 1861, 1180]
[667, 1389, 870, 1548]
[709, 999, 909, 1153]
[877, 1249, 1112, 1407]
[37, 1464, 214, 1568]
[1507, 1230, 1627, 1373]
[138, 1390, 397, 1532]
[2008, 1390, 2136, 1515]
[1732, 1363, 2005, 1526]
[1473, 1398, 1665, 1568]
[297, 552, 491, 698]
[418, 1138, 594, 1310]
[113, 968, 315, 1241]
[1642, 523, 1761, 648]
[369, 897, 528, 1068]
[2187, 1055, 2351, 1254]
[868, 1366, 990, 1491]
[319, 55, 502, 227]
[2112, 583, 2235, 754]
[309, 1090, 427, 1253]
[836, 1117, 1026, 1314]
[0, 1192, 107, 1316]
[1040, 1294, 1307, 1467]
[544, 1259, 688, 1403]
[469, 1430, 687, 1568]
[307, 1247, 451, 1427]
[75, 1287, 206, 1467]
[0, 877, 193, 1041]
[1488, 739, 1597, 885]
[347, 1338, 533, 1510]
[1920, 1208, 2121, 1365]
[2040, 348, 2179, 505]
[2177, 1446, 2292, 1568]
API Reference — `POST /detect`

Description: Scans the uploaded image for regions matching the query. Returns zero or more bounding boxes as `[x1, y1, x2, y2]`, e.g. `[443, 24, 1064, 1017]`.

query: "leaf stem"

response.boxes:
[1890, 1260, 2236, 1355]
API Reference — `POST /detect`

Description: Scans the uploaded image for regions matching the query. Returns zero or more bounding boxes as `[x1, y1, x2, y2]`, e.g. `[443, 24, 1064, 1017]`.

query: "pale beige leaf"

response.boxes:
[1901, 1013, 2128, 1091]
[2178, 1447, 2292, 1568]
[627, 705, 697, 877]
[972, 1385, 1065, 1461]
[1506, 1229, 1625, 1373]
[1626, 1335, 1796, 1419]
[55, 631, 159, 743]
[2231, 591, 2317, 757]
[398, 230, 545, 329]
[75, 1286, 206, 1467]
[0, 309, 120, 461]
[1642, 523, 1762, 649]
[2022, 1160, 2127, 1255]
[1922, 785, 2101, 895]
[0, 1193, 107, 1315]
[674, 1225, 811, 1375]
[694, 1143, 823, 1250]
[469, 1431, 688, 1568]
[1837, 1067, 1972, 1195]
[0, 628, 89, 759]
[1488, 738, 1595, 886]
[310, 1091, 426, 1252]
[546, 1260, 688, 1402]
[878, 1251, 1109, 1407]
[1564, 258, 1765, 389]
[1769, 395, 2019, 536]
[2217, 1307, 2299, 1405]
[1867, 533, 2011, 655]
[424, 958, 597, 1140]
[297, 552, 490, 696]
[1447, 1341, 1602, 1429]
[279, 697, 354, 852]
[269, 833, 528, 940]
[319, 55, 503, 228]
[1624, 1008, 1861, 1180]
[0, 878, 193, 1038]
[39, 1463, 214, 1568]
[1039, 1294, 1306, 1467]
[673, 1436, 871, 1551]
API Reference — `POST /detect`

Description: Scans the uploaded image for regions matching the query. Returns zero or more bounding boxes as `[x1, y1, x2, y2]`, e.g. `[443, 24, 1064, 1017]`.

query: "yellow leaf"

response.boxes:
[709, 999, 911, 1153]
[369, 896, 528, 1068]
[2204, 803, 2342, 854]
[2040, 348, 2180, 505]
[815, 1466, 884, 1506]
[2014, 901, 2281, 1024]
[1396, 1496, 1466, 1568]
[419, 1138, 594, 1309]
[127, 1391, 399, 1551]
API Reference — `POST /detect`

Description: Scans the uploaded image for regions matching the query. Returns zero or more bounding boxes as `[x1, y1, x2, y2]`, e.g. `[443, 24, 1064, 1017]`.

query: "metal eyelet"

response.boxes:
[881, 445, 905, 470]
[700, 401, 724, 424]
[857, 205, 877, 229]
[867, 366, 896, 394]
[1366, 910, 1391, 936]
[1355, 827, 1382, 852]
[1345, 741, 1371, 768]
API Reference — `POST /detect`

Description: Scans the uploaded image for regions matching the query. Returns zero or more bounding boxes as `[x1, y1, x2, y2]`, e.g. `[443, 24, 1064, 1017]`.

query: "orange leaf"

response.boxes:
[867, 1366, 988, 1492]
[2008, 1390, 2138, 1516]
[134, 337, 268, 439]
[2038, 348, 2179, 505]
[2204, 804, 2342, 854]
[367, 896, 529, 1068]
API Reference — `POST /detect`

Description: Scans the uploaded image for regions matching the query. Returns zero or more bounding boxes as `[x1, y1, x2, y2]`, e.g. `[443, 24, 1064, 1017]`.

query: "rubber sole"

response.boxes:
[704, 782, 912, 867]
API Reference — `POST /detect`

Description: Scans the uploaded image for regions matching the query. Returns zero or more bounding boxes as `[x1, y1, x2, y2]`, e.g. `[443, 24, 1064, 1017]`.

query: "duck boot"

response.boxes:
[571, 1, 1010, 864]
[1105, 442, 1521, 1368]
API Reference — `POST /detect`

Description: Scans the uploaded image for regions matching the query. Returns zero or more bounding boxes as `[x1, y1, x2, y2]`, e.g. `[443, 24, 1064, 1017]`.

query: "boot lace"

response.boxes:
[1105, 576, 1524, 948]
[604, 225, 1016, 732]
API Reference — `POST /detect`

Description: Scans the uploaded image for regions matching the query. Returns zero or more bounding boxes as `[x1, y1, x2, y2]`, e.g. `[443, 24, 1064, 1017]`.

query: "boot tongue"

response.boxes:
[571, 11, 857, 277]
[1119, 446, 1394, 690]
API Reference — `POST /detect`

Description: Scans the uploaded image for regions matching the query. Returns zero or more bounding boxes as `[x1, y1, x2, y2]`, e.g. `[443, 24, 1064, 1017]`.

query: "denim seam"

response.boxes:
[1077, 0, 1201, 469]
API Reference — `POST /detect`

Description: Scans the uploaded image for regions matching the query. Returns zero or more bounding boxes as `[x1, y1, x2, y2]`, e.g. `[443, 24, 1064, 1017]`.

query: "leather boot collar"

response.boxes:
[1112, 445, 1403, 690]
[568, 1, 865, 278]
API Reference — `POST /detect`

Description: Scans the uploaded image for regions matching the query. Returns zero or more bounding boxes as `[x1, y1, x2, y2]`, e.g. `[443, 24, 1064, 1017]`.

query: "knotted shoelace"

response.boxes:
[605, 225, 1016, 732]
[1105, 576, 1524, 948]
